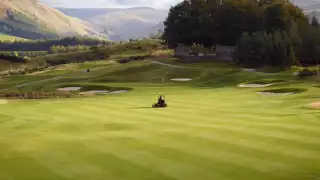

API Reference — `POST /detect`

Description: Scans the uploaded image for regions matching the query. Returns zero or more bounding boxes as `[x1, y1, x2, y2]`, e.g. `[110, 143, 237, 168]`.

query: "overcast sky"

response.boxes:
[40, 0, 182, 9]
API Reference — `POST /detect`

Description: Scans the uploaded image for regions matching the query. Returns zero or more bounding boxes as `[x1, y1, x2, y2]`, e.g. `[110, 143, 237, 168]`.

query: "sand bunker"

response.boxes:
[309, 102, 320, 109]
[106, 90, 128, 94]
[0, 99, 8, 104]
[243, 68, 256, 72]
[170, 78, 193, 82]
[80, 90, 109, 95]
[80, 90, 128, 95]
[238, 83, 275, 88]
[57, 87, 81, 91]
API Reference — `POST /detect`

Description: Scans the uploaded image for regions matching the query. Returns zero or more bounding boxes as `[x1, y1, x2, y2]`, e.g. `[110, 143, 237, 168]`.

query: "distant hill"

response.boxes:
[58, 7, 168, 41]
[0, 0, 106, 40]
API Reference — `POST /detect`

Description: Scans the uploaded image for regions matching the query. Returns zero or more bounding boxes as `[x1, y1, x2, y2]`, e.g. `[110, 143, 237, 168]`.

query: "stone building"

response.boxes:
[215, 46, 236, 61]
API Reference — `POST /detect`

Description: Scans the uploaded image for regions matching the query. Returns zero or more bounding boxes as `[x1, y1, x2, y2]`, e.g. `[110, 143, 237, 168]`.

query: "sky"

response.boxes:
[40, 0, 182, 9]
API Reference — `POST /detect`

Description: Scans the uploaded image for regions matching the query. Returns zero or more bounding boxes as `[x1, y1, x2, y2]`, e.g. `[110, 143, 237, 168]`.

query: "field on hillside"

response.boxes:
[0, 33, 28, 41]
[0, 58, 319, 180]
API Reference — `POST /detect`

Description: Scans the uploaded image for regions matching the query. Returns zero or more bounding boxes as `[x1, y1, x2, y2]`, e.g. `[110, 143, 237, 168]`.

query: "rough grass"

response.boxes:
[0, 59, 319, 180]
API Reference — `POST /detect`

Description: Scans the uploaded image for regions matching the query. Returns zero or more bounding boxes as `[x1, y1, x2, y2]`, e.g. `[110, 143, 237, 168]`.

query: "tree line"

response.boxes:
[0, 36, 111, 51]
[163, 0, 320, 67]
[49, 45, 91, 54]
[0, 51, 49, 58]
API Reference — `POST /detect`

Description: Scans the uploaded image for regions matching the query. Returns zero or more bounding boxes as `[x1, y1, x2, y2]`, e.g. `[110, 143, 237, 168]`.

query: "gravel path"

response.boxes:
[147, 60, 188, 68]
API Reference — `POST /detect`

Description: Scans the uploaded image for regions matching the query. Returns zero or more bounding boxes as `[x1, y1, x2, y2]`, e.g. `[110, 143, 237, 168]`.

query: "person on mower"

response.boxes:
[158, 96, 165, 106]
[153, 95, 167, 108]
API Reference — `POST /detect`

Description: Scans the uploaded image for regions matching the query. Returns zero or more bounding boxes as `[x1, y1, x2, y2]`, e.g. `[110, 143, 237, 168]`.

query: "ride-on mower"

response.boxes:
[152, 95, 167, 108]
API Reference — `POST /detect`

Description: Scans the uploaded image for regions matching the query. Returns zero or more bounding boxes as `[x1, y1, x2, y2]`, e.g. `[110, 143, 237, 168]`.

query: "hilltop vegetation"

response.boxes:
[163, 0, 320, 67]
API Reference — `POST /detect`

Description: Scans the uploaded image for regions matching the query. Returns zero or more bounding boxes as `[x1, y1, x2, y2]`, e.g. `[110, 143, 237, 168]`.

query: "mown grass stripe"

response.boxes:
[49, 99, 320, 149]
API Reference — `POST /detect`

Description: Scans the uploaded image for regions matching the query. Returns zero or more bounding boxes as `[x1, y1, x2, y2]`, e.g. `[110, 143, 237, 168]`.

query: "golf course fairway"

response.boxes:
[0, 60, 319, 180]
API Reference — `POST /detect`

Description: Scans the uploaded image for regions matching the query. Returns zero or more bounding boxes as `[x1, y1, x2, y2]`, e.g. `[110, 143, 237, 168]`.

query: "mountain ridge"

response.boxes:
[58, 7, 168, 41]
[0, 0, 106, 40]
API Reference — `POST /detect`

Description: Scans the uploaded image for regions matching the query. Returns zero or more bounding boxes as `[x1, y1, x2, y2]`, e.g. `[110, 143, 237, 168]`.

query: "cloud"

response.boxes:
[40, 0, 181, 9]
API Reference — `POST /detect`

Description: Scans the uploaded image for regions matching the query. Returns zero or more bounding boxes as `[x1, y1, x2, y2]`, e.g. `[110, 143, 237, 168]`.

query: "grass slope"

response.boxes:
[0, 59, 319, 180]
[0, 33, 28, 41]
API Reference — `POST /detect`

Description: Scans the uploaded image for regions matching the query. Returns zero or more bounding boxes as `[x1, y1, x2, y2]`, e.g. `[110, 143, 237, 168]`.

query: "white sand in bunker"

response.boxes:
[105, 90, 128, 94]
[170, 78, 193, 82]
[309, 102, 320, 109]
[242, 68, 256, 72]
[0, 100, 8, 104]
[80, 90, 128, 95]
[238, 83, 275, 88]
[80, 90, 109, 95]
[57, 87, 81, 91]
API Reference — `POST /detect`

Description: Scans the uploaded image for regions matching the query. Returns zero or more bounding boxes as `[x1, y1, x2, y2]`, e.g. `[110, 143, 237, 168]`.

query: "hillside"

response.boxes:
[58, 7, 167, 41]
[0, 0, 106, 39]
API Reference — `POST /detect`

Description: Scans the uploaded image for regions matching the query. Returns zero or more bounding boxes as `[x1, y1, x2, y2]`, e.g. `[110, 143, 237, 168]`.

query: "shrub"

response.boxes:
[0, 91, 74, 99]
[298, 69, 316, 78]
[0, 53, 26, 63]
[237, 31, 295, 68]
[117, 58, 131, 64]
[260, 88, 307, 93]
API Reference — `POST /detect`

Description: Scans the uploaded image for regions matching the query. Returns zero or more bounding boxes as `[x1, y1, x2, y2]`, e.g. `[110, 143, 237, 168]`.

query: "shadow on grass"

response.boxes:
[127, 107, 154, 109]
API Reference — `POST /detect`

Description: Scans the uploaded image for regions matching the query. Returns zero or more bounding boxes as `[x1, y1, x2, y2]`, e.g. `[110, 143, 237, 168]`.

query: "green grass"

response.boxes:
[0, 33, 28, 41]
[0, 59, 319, 180]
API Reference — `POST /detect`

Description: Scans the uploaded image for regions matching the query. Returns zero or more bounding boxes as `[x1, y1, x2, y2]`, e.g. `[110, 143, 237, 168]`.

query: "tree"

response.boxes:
[218, 0, 262, 45]
[263, 1, 290, 32]
[163, 0, 308, 68]
[296, 23, 320, 65]
[13, 51, 19, 57]
[237, 30, 294, 68]
[162, 2, 188, 48]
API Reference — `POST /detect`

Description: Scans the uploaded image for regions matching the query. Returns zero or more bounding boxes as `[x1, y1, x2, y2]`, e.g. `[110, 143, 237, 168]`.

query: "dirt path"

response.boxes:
[147, 60, 188, 68]
[242, 68, 280, 76]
